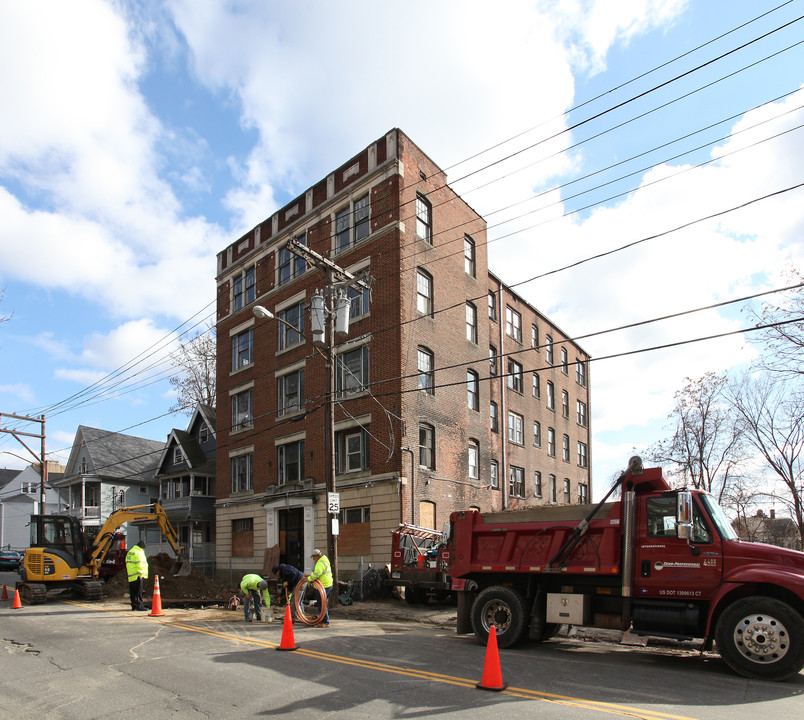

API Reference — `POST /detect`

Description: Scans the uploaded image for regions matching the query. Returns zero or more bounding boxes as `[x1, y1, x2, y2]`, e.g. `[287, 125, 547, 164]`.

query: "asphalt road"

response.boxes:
[1, 573, 802, 720]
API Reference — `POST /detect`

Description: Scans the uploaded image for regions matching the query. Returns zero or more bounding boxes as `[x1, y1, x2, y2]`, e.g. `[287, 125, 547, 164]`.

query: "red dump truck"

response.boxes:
[448, 456, 804, 681]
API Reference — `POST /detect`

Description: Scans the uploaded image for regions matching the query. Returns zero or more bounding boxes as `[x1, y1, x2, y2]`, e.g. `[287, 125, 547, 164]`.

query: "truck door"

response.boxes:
[635, 494, 722, 601]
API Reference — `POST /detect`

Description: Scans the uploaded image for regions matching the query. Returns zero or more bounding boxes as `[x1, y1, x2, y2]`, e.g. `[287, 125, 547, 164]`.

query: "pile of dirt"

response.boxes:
[103, 553, 233, 602]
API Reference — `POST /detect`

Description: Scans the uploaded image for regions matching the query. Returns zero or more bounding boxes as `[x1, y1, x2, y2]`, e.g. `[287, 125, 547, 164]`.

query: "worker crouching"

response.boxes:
[240, 573, 272, 622]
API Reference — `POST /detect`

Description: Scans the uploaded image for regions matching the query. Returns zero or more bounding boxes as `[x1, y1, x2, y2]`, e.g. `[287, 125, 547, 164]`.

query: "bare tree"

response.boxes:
[746, 270, 804, 379]
[168, 328, 216, 415]
[729, 375, 804, 551]
[646, 372, 745, 504]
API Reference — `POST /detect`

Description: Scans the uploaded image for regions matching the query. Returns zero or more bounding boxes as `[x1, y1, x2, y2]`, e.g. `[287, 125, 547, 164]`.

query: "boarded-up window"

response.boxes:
[419, 500, 436, 529]
[232, 518, 254, 557]
[338, 506, 370, 554]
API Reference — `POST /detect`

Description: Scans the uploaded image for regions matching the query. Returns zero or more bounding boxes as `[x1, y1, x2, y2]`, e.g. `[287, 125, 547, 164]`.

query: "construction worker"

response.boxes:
[272, 563, 304, 618]
[308, 549, 333, 626]
[240, 573, 271, 622]
[125, 540, 149, 611]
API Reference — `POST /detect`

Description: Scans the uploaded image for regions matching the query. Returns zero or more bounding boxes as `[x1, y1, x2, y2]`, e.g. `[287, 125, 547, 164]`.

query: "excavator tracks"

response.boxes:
[17, 583, 48, 605]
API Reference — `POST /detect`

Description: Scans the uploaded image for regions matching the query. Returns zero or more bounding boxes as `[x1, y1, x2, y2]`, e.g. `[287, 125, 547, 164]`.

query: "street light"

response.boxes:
[253, 304, 338, 587]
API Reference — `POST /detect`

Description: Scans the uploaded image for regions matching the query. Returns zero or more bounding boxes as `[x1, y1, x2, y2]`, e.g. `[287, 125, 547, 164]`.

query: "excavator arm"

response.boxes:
[86, 504, 190, 576]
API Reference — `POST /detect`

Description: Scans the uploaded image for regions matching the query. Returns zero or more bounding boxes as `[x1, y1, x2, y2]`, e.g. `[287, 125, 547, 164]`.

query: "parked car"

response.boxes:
[0, 549, 22, 570]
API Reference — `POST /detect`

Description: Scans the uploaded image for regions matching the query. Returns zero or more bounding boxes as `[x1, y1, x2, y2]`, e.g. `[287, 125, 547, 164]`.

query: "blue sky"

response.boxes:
[1, 0, 803, 498]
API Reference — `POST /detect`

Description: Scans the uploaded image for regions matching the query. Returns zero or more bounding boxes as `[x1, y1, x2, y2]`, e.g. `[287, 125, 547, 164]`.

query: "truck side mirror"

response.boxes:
[677, 492, 693, 541]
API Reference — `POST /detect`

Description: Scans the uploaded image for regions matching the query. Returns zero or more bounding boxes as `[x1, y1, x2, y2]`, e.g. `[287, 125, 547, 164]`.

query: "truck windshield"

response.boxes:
[700, 494, 738, 541]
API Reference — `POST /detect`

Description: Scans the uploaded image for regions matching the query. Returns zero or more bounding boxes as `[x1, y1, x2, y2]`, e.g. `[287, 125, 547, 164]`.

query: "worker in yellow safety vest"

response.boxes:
[125, 540, 149, 611]
[308, 549, 333, 626]
[240, 573, 271, 622]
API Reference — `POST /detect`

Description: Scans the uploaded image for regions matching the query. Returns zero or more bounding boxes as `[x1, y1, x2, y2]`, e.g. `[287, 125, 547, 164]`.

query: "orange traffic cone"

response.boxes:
[476, 625, 506, 691]
[148, 576, 165, 617]
[276, 604, 299, 651]
[12, 588, 23, 610]
[1, 585, 8, 601]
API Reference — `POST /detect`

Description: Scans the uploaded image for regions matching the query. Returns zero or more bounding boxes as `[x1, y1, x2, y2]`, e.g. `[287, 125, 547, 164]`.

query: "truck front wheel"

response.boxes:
[471, 586, 527, 649]
[715, 596, 804, 681]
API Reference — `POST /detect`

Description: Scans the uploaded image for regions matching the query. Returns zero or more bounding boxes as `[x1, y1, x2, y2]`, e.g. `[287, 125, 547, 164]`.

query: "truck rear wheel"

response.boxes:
[715, 596, 804, 681]
[471, 586, 527, 649]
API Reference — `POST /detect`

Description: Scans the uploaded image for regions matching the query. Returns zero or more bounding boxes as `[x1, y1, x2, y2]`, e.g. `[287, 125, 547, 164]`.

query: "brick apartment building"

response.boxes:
[215, 128, 591, 583]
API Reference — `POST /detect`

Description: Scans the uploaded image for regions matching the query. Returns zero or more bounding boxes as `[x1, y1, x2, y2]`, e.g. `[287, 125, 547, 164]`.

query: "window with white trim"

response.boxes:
[533, 420, 541, 447]
[561, 347, 568, 374]
[416, 269, 433, 316]
[562, 433, 570, 462]
[490, 460, 499, 489]
[231, 389, 253, 431]
[232, 328, 254, 371]
[562, 390, 569, 418]
[531, 324, 539, 349]
[578, 482, 589, 503]
[468, 439, 479, 480]
[509, 465, 525, 499]
[577, 400, 587, 427]
[336, 428, 369, 474]
[564, 478, 571, 503]
[278, 440, 304, 485]
[490, 401, 499, 433]
[277, 368, 304, 416]
[336, 345, 369, 397]
[506, 306, 522, 342]
[418, 346, 434, 394]
[416, 194, 432, 243]
[466, 302, 477, 343]
[547, 427, 556, 457]
[231, 453, 253, 493]
[508, 411, 524, 445]
[278, 302, 304, 350]
[546, 381, 555, 410]
[578, 441, 588, 468]
[532, 372, 540, 398]
[467, 369, 479, 411]
[419, 423, 435, 470]
[545, 334, 554, 364]
[348, 283, 370, 320]
[488, 292, 497, 321]
[576, 359, 586, 387]
[464, 235, 476, 277]
[507, 359, 523, 394]
[534, 471, 542, 498]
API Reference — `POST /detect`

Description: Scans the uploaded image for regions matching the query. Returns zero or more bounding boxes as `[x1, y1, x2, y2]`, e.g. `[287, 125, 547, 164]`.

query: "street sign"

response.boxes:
[327, 492, 340, 514]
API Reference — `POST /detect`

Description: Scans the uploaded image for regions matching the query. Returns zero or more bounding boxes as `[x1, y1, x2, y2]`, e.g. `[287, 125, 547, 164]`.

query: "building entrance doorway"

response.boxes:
[278, 507, 304, 570]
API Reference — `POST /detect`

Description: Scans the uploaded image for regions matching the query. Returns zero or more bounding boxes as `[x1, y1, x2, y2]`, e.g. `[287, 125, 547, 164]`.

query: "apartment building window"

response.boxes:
[277, 368, 304, 416]
[489, 345, 498, 376]
[562, 390, 569, 418]
[416, 269, 433, 316]
[578, 482, 589, 503]
[546, 381, 555, 410]
[335, 206, 350, 253]
[533, 420, 541, 447]
[348, 283, 370, 320]
[547, 427, 556, 457]
[532, 372, 540, 398]
[549, 474, 557, 503]
[231, 453, 253, 493]
[508, 411, 524, 445]
[464, 235, 476, 277]
[534, 471, 542, 498]
[233, 266, 256, 311]
[532, 324, 539, 349]
[416, 194, 432, 243]
[278, 302, 304, 350]
[564, 478, 571, 503]
[561, 347, 569, 374]
[337, 345, 369, 397]
[509, 466, 525, 498]
[467, 369, 479, 411]
[490, 460, 499, 489]
[468, 439, 479, 480]
[488, 291, 497, 321]
[506, 306, 522, 342]
[507, 359, 523, 394]
[545, 334, 554, 365]
[563, 434, 570, 462]
[354, 193, 370, 243]
[340, 505, 371, 525]
[278, 439, 304, 485]
[278, 234, 307, 285]
[576, 359, 586, 387]
[490, 401, 499, 433]
[418, 347, 434, 394]
[466, 302, 477, 343]
[577, 400, 588, 427]
[232, 328, 253, 371]
[336, 429, 368, 473]
[419, 423, 435, 469]
[231, 389, 253, 431]
[578, 441, 589, 468]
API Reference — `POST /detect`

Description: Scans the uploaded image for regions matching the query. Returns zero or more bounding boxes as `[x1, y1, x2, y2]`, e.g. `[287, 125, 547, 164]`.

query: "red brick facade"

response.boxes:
[214, 129, 591, 581]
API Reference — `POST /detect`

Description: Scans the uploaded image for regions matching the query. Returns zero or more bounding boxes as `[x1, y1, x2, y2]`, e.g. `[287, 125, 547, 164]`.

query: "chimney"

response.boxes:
[770, 508, 776, 519]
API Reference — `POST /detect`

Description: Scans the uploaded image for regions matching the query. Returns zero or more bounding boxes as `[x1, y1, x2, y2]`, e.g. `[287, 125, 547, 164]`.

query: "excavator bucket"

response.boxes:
[171, 558, 192, 577]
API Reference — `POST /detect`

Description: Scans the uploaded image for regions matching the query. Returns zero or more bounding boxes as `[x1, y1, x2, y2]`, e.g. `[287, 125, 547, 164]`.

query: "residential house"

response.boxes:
[154, 404, 217, 575]
[0, 463, 66, 551]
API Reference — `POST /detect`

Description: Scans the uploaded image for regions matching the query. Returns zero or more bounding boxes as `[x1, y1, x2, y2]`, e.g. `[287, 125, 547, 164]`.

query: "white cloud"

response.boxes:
[0, 383, 35, 404]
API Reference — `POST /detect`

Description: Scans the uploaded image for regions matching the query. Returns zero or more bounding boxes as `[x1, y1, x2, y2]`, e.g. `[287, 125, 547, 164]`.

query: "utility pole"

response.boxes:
[286, 238, 371, 592]
[0, 412, 48, 510]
